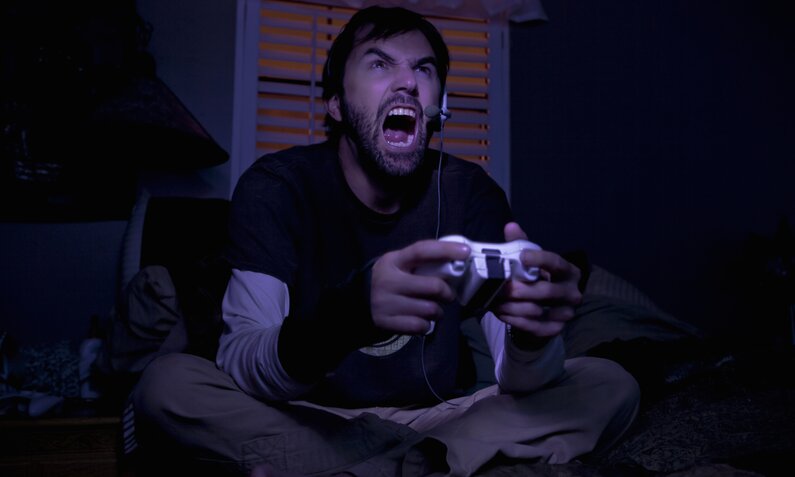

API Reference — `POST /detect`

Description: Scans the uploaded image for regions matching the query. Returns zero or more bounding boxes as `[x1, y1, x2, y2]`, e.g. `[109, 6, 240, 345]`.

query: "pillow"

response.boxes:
[563, 265, 702, 358]
[117, 195, 231, 361]
[562, 265, 712, 402]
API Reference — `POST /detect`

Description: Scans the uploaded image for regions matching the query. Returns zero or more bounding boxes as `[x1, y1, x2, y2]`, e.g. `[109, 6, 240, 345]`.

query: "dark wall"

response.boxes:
[509, 0, 795, 341]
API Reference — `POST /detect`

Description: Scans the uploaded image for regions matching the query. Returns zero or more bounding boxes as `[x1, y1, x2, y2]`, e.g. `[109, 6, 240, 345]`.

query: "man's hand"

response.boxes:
[491, 222, 582, 339]
[370, 240, 470, 335]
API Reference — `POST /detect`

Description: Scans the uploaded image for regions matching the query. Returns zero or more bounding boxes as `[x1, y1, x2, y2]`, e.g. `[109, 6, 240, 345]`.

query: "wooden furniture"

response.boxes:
[0, 415, 131, 477]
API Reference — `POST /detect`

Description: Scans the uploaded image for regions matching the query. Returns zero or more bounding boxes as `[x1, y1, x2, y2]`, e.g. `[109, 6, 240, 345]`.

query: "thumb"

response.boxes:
[504, 222, 528, 242]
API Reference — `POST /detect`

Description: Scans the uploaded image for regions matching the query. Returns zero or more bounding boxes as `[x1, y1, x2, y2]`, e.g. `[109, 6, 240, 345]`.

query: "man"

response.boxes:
[133, 6, 639, 477]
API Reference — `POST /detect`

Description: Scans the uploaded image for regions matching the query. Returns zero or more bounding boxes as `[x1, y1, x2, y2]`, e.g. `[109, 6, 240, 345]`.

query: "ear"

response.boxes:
[327, 94, 342, 122]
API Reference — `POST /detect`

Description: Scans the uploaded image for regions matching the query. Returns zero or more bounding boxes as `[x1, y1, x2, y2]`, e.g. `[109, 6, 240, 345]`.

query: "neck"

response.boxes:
[337, 136, 404, 214]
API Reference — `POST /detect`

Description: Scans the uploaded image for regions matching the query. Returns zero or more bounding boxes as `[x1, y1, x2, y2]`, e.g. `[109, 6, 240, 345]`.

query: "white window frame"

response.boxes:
[231, 0, 512, 200]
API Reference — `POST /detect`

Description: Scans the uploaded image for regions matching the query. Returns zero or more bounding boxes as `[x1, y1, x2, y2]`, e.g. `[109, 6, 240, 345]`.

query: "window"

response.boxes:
[232, 0, 511, 197]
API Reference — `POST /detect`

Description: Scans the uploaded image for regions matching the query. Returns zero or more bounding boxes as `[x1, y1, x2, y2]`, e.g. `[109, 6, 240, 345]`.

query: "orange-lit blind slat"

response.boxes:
[258, 0, 492, 163]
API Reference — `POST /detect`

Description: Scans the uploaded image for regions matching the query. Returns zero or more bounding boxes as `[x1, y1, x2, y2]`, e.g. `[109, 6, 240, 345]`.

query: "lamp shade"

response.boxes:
[90, 75, 229, 171]
[0, 0, 228, 221]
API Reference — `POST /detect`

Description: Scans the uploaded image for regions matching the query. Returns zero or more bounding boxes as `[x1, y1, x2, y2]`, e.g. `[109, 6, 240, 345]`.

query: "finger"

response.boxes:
[391, 274, 457, 302]
[495, 299, 575, 323]
[376, 314, 437, 335]
[503, 221, 528, 243]
[373, 252, 457, 302]
[397, 240, 471, 271]
[372, 285, 450, 316]
[501, 279, 582, 306]
[379, 315, 438, 335]
[492, 300, 547, 320]
[411, 317, 437, 335]
[493, 290, 579, 328]
[497, 302, 577, 324]
[545, 305, 577, 324]
[519, 250, 581, 283]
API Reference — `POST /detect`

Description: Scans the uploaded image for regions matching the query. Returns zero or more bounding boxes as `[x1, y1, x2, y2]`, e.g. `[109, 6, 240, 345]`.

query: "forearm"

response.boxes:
[217, 270, 312, 400]
[217, 267, 387, 401]
[277, 264, 389, 383]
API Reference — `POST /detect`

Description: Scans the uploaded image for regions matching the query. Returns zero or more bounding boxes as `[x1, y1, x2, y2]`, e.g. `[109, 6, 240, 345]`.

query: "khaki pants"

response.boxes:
[132, 353, 639, 476]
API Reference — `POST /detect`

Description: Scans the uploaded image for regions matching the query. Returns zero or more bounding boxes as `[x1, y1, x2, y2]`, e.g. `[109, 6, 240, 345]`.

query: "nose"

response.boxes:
[391, 65, 418, 96]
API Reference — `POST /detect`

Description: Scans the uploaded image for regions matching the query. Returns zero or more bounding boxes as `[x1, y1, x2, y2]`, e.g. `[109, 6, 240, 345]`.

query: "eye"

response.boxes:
[416, 64, 438, 80]
[371, 60, 387, 70]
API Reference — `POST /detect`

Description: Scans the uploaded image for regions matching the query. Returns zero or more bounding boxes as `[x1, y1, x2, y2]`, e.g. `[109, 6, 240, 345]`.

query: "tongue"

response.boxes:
[384, 128, 409, 144]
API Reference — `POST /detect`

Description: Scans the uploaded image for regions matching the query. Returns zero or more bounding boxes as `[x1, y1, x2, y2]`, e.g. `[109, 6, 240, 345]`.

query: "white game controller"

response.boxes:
[415, 235, 542, 331]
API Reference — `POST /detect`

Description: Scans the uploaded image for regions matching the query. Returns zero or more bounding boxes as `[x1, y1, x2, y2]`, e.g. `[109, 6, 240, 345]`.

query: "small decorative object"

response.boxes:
[20, 340, 80, 399]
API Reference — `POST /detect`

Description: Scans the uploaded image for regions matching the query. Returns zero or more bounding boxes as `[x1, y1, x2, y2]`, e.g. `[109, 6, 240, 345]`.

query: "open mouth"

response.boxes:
[382, 107, 417, 148]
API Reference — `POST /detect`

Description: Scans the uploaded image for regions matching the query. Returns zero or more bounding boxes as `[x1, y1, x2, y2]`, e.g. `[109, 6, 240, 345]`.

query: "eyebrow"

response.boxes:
[362, 47, 438, 70]
[363, 47, 396, 64]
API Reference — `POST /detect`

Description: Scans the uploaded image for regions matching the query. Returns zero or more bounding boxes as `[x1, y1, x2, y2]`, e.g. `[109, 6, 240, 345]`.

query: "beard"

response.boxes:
[340, 95, 429, 179]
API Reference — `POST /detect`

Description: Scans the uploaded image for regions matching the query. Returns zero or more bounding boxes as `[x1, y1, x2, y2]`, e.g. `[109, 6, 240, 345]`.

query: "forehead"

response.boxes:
[347, 29, 436, 64]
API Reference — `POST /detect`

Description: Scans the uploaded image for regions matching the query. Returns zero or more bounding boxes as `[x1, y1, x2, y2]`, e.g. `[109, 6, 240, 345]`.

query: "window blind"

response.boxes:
[257, 0, 497, 165]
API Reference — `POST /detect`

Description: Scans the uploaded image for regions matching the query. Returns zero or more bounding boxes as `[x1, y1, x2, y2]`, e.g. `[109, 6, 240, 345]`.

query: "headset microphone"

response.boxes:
[424, 105, 441, 119]
[423, 104, 451, 127]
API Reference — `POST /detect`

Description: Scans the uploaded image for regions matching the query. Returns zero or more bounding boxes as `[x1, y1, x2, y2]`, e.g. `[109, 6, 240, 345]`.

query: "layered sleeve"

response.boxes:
[217, 269, 312, 400]
[480, 312, 565, 393]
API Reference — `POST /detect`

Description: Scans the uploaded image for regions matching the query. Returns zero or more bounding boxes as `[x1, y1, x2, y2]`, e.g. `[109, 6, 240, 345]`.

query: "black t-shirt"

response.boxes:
[225, 141, 513, 407]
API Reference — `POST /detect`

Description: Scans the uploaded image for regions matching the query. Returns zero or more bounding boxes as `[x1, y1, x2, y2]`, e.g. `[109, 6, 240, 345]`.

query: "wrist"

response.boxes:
[508, 325, 552, 351]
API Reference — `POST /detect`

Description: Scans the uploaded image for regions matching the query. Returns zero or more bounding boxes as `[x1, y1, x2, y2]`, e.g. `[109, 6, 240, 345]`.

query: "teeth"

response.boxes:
[388, 107, 416, 117]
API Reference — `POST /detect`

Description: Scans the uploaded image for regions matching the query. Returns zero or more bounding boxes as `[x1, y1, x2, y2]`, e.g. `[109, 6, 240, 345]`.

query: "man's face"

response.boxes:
[329, 29, 442, 177]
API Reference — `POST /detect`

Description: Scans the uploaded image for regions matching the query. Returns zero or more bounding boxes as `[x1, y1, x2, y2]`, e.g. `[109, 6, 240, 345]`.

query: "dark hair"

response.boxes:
[322, 6, 450, 134]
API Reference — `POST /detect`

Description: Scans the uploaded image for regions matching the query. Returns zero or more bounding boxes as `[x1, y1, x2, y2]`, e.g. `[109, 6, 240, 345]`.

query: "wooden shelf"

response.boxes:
[0, 416, 130, 477]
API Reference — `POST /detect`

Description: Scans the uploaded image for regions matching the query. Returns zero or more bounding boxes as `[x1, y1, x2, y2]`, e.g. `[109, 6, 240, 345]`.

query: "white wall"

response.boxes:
[0, 221, 128, 345]
[136, 0, 239, 199]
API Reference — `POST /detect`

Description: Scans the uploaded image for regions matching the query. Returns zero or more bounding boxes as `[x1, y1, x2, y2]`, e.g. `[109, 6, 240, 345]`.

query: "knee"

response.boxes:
[595, 358, 639, 406]
[568, 357, 641, 415]
[570, 357, 643, 454]
[133, 353, 205, 422]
